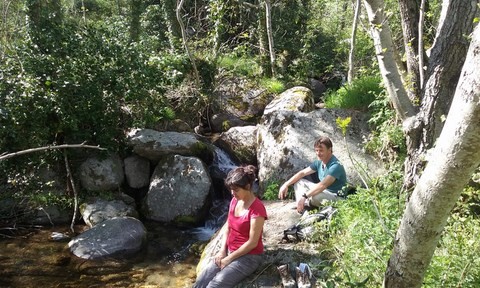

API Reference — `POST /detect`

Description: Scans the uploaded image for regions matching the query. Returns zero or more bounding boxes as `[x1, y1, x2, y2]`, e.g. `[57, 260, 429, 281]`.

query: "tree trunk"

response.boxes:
[363, 0, 416, 120]
[384, 23, 480, 288]
[347, 0, 361, 84]
[264, 0, 276, 77]
[129, 0, 143, 42]
[398, 0, 421, 101]
[403, 0, 478, 189]
[176, 0, 200, 88]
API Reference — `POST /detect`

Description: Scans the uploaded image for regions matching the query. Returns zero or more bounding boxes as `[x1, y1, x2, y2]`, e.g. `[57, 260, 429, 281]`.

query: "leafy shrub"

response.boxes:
[311, 176, 404, 287]
[262, 181, 280, 200]
[365, 92, 407, 165]
[217, 55, 262, 77]
[324, 76, 382, 109]
[259, 78, 285, 94]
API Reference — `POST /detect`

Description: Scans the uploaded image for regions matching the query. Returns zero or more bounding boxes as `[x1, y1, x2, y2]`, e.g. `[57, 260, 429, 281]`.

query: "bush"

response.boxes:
[259, 78, 285, 94]
[217, 55, 262, 77]
[324, 76, 383, 109]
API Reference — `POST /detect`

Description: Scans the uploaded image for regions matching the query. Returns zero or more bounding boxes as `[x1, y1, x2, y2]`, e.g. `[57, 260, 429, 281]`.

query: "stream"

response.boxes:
[0, 147, 237, 288]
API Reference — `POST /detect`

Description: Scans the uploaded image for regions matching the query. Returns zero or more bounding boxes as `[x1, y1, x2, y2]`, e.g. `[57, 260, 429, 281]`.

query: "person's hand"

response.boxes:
[297, 197, 306, 213]
[278, 184, 289, 199]
[219, 257, 232, 269]
[214, 250, 227, 267]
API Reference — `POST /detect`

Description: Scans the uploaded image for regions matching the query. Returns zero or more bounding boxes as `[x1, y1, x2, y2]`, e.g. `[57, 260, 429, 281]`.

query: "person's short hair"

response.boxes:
[314, 136, 333, 150]
[225, 165, 257, 190]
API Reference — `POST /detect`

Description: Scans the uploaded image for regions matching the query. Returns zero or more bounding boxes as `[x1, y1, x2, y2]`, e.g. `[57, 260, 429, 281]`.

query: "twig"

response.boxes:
[0, 143, 106, 161]
[63, 149, 79, 234]
[248, 262, 273, 284]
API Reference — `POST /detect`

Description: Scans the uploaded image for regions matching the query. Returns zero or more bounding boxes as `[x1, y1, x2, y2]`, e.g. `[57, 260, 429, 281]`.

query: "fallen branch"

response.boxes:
[0, 143, 106, 161]
[63, 149, 79, 234]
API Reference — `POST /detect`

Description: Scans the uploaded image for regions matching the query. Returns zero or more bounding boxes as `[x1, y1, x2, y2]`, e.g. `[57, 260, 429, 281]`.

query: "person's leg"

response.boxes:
[310, 190, 341, 207]
[206, 254, 263, 288]
[294, 179, 316, 203]
[193, 259, 221, 288]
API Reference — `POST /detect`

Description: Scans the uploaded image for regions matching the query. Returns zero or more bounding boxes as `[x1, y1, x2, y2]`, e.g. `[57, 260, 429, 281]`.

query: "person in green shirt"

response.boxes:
[278, 136, 347, 213]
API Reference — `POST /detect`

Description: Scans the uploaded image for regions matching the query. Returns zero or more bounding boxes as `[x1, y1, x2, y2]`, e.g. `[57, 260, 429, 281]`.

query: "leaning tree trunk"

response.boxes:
[347, 0, 361, 84]
[403, 0, 477, 189]
[384, 23, 480, 288]
[363, 0, 416, 121]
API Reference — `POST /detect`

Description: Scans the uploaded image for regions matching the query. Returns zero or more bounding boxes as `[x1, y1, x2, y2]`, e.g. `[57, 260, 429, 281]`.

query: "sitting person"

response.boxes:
[278, 136, 347, 213]
[193, 165, 267, 288]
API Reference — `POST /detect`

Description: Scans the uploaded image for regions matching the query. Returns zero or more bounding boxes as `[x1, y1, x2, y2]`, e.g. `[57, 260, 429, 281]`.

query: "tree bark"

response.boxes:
[347, 0, 361, 84]
[398, 0, 421, 101]
[363, 0, 416, 120]
[403, 0, 478, 189]
[384, 23, 480, 288]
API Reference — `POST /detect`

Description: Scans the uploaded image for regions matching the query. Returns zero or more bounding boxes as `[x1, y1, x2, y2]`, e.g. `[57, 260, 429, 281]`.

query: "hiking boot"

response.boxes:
[277, 264, 296, 288]
[304, 198, 318, 212]
[296, 265, 312, 288]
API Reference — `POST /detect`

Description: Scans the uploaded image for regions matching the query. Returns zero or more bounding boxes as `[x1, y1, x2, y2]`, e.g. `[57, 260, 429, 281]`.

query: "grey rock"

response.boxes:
[124, 155, 150, 189]
[79, 155, 124, 192]
[141, 155, 211, 224]
[68, 217, 146, 260]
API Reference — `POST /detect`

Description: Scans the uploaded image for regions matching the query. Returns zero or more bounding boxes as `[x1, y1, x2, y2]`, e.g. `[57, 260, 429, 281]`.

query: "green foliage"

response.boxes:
[217, 55, 262, 77]
[336, 117, 351, 136]
[424, 211, 480, 287]
[324, 76, 383, 109]
[365, 92, 407, 165]
[312, 172, 404, 286]
[263, 181, 281, 200]
[259, 78, 285, 94]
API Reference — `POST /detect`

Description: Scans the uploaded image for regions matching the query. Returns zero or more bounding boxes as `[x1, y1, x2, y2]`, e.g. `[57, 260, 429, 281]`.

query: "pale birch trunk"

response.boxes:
[265, 0, 276, 77]
[384, 23, 480, 287]
[363, 0, 416, 120]
[347, 0, 361, 84]
[176, 0, 200, 88]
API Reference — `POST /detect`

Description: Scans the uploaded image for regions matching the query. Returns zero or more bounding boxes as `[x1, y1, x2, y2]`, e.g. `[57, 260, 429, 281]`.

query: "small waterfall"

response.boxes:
[190, 147, 238, 241]
[211, 146, 238, 175]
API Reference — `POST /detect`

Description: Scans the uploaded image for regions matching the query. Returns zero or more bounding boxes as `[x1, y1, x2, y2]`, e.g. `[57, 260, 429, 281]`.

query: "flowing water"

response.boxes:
[0, 147, 236, 288]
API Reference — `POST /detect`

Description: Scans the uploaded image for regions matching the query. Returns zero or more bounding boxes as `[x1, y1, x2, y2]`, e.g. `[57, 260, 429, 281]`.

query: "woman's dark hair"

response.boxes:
[225, 165, 257, 190]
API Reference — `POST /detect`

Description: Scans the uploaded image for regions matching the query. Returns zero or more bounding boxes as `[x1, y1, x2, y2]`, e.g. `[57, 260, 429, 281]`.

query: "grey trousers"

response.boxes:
[193, 253, 263, 288]
[294, 179, 341, 207]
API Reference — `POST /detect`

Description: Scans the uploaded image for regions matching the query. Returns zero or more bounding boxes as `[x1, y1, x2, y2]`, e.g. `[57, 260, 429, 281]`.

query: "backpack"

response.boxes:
[282, 206, 337, 242]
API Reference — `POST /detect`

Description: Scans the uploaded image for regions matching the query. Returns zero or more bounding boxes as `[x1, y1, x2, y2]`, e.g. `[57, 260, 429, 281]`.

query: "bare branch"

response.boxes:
[0, 143, 106, 161]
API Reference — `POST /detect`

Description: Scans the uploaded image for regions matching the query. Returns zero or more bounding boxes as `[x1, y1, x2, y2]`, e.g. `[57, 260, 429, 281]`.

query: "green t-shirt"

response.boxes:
[309, 155, 347, 193]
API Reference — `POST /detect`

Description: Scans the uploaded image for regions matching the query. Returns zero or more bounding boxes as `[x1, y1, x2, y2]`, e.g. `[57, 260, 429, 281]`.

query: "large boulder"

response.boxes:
[126, 128, 214, 163]
[263, 86, 315, 116]
[257, 87, 385, 189]
[68, 217, 147, 260]
[214, 125, 258, 165]
[141, 155, 212, 225]
[215, 77, 275, 121]
[78, 154, 124, 192]
[80, 198, 139, 227]
[209, 113, 250, 133]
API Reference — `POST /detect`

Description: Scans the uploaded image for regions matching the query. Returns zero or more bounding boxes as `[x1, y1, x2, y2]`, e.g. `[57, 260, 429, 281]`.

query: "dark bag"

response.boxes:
[337, 184, 357, 198]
